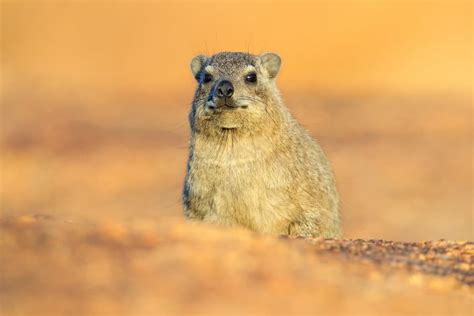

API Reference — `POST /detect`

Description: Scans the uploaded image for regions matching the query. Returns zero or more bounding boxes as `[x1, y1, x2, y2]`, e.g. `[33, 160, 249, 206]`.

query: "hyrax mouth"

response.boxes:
[218, 99, 239, 109]
[206, 98, 242, 111]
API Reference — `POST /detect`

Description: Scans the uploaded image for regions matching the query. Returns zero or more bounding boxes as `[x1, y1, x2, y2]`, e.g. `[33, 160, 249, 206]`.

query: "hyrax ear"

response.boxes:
[191, 55, 209, 78]
[259, 52, 281, 78]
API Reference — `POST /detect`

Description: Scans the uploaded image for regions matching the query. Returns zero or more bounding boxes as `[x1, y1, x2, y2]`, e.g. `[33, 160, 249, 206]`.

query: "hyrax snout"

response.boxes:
[183, 51, 342, 238]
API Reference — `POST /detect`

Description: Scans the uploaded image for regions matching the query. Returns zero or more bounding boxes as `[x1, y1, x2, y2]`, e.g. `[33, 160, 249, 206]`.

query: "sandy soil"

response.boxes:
[1, 214, 472, 316]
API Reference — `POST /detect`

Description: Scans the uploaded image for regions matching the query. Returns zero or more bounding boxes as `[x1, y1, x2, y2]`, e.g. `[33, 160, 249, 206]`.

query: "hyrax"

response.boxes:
[183, 52, 341, 237]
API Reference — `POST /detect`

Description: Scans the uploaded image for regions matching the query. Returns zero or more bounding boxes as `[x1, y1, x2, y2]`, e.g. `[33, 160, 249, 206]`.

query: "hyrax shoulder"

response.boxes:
[183, 51, 341, 238]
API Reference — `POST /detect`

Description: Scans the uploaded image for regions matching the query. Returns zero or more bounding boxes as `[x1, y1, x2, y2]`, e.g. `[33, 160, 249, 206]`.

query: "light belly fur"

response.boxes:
[187, 153, 298, 234]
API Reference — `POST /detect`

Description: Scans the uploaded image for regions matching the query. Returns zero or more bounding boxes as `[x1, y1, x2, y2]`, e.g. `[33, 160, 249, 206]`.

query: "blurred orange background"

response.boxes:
[1, 0, 473, 240]
[2, 1, 472, 95]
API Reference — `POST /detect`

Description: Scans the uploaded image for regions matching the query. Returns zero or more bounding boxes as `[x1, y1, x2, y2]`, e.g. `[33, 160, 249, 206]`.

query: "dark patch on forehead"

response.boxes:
[209, 52, 256, 74]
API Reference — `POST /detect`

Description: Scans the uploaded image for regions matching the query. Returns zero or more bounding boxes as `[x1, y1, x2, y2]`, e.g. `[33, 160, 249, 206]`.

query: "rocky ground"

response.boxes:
[1, 214, 472, 316]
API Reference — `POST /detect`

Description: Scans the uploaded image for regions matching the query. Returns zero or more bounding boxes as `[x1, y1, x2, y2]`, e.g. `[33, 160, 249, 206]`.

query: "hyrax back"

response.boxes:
[183, 52, 341, 238]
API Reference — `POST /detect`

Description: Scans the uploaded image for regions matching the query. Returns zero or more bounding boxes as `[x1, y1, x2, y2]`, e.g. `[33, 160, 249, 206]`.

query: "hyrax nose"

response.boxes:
[215, 80, 234, 98]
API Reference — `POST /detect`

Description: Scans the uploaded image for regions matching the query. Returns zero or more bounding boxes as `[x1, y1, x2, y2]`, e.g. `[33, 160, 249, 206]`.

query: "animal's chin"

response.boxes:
[214, 111, 242, 129]
[217, 117, 241, 129]
[219, 124, 240, 129]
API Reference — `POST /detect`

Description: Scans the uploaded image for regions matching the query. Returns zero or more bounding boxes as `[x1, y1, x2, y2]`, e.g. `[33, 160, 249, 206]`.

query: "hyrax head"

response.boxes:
[190, 52, 282, 131]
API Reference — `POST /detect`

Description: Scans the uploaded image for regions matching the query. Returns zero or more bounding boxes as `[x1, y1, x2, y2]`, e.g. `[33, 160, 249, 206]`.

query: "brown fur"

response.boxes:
[183, 52, 342, 237]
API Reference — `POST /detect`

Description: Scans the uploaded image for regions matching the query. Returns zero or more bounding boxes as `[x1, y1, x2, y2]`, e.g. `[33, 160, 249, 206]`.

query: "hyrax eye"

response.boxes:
[202, 73, 213, 84]
[245, 72, 257, 83]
